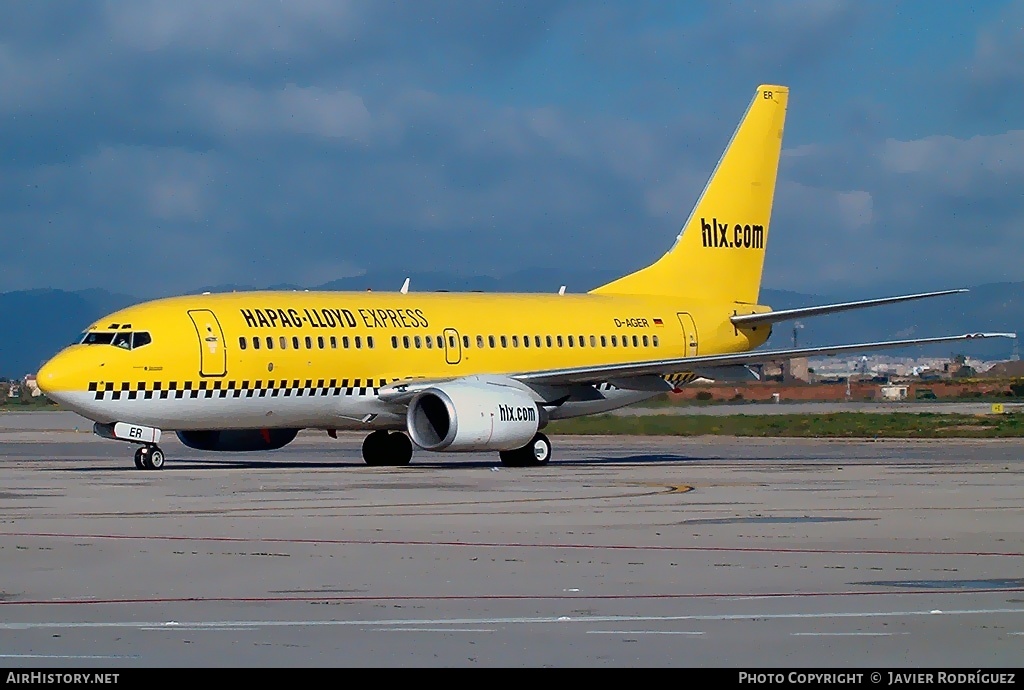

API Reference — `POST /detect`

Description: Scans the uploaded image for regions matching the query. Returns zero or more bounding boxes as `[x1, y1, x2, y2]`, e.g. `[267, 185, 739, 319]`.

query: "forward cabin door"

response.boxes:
[188, 309, 228, 377]
[676, 312, 698, 357]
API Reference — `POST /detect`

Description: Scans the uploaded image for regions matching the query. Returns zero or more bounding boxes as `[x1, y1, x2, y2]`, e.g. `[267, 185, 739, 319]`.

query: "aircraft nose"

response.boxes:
[37, 352, 74, 400]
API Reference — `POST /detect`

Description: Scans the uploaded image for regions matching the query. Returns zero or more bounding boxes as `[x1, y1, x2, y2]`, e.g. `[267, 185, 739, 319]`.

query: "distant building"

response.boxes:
[880, 384, 909, 401]
[982, 360, 1024, 379]
[22, 374, 40, 397]
[783, 357, 810, 383]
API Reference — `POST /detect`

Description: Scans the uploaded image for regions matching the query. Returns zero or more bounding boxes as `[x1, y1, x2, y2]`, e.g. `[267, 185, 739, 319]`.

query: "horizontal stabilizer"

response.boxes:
[730, 289, 968, 328]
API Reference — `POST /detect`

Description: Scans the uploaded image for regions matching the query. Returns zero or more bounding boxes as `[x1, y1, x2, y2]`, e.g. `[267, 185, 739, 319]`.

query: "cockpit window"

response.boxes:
[80, 332, 116, 345]
[78, 330, 153, 350]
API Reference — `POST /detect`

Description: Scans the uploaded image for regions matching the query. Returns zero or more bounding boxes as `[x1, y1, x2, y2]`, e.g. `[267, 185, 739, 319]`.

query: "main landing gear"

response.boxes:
[358, 430, 552, 468]
[361, 430, 414, 466]
[133, 444, 165, 470]
[499, 432, 552, 468]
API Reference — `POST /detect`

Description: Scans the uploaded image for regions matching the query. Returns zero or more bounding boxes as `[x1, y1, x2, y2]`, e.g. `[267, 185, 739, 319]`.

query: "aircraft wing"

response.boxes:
[514, 332, 1016, 386]
[730, 289, 968, 328]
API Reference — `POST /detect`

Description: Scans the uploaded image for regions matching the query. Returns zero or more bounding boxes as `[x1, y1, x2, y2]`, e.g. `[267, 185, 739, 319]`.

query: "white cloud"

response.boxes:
[180, 82, 373, 141]
[881, 131, 1024, 175]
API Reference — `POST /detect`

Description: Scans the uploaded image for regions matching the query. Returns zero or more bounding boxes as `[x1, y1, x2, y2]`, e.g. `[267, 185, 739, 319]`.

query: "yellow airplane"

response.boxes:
[36, 84, 1014, 470]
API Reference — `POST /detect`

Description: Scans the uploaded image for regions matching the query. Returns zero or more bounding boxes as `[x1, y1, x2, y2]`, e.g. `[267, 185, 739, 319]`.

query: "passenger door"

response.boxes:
[188, 309, 227, 377]
[676, 312, 698, 357]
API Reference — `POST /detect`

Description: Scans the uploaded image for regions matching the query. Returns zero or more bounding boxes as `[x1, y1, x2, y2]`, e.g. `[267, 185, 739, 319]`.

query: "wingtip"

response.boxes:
[966, 332, 1017, 339]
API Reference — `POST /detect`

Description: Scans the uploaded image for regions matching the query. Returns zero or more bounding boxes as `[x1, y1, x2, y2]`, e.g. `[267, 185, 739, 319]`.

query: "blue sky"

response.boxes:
[3, 1, 1023, 298]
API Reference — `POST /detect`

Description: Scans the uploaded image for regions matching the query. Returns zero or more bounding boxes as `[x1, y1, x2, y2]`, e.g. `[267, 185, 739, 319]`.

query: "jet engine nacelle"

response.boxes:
[407, 382, 540, 451]
[176, 428, 299, 452]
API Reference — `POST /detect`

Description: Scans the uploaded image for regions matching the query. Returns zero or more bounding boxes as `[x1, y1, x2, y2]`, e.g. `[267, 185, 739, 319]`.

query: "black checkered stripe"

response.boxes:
[662, 372, 698, 386]
[88, 378, 397, 401]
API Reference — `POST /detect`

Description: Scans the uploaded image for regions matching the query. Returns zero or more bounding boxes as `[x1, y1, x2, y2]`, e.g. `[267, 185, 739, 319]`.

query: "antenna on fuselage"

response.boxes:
[401, 277, 410, 294]
[558, 285, 566, 295]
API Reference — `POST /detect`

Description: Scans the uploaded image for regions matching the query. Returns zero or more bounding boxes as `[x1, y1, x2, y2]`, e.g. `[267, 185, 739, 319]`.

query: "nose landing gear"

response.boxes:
[94, 422, 166, 471]
[133, 445, 166, 470]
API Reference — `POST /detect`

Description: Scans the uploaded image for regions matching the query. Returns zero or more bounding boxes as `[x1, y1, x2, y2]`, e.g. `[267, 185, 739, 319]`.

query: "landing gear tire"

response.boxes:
[146, 447, 165, 470]
[362, 430, 389, 466]
[362, 430, 412, 466]
[499, 432, 552, 467]
[135, 445, 165, 470]
[386, 432, 413, 466]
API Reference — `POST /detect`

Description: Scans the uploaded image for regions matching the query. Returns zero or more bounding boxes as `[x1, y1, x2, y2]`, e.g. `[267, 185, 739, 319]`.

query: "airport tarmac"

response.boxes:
[0, 415, 1022, 668]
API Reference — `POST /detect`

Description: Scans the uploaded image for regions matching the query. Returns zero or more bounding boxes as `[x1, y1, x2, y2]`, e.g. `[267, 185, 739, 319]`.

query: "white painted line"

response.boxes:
[379, 628, 497, 632]
[0, 606, 1021, 631]
[0, 654, 139, 659]
[140, 626, 257, 632]
[588, 630, 704, 635]
[792, 632, 906, 636]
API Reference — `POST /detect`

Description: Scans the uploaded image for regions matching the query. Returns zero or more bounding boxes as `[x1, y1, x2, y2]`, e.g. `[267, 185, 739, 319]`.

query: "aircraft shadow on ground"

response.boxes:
[51, 452, 725, 472]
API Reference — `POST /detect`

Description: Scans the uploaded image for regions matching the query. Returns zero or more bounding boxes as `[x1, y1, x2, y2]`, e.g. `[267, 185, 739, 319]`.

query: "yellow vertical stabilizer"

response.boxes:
[591, 85, 788, 304]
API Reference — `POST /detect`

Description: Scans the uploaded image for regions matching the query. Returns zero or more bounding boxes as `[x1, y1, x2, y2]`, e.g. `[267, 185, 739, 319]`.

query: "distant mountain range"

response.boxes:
[3, 270, 1020, 379]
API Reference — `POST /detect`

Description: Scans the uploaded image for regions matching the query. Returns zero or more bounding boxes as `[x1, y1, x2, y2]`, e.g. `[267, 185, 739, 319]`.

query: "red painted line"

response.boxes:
[1, 588, 1022, 607]
[0, 531, 1020, 558]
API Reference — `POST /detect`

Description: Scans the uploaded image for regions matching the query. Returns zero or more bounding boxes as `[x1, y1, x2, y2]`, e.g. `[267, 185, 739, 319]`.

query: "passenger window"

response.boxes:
[568, 335, 574, 348]
[476, 335, 484, 348]
[546, 335, 552, 347]
[112, 332, 131, 350]
[266, 337, 274, 349]
[132, 332, 152, 349]
[253, 337, 260, 350]
[622, 336, 629, 348]
[317, 336, 324, 349]
[292, 336, 300, 349]
[413, 336, 421, 348]
[436, 336, 443, 348]
[355, 336, 362, 349]
[280, 336, 287, 349]
[643, 335, 649, 347]
[590, 335, 596, 348]
[342, 336, 350, 348]
[535, 335, 541, 348]
[239, 337, 247, 350]
[392, 336, 399, 348]
[425, 336, 433, 349]
[653, 335, 659, 347]
[450, 336, 457, 348]
[512, 335, 519, 347]
[523, 336, 530, 348]
[404, 336, 411, 348]
[500, 335, 507, 348]
[462, 335, 470, 348]
[331, 336, 338, 349]
[579, 334, 585, 347]
[305, 336, 312, 349]
[611, 335, 617, 346]
[367, 336, 374, 349]
[557, 335, 563, 347]
[632, 335, 639, 347]
[601, 335, 607, 347]
[488, 335, 495, 348]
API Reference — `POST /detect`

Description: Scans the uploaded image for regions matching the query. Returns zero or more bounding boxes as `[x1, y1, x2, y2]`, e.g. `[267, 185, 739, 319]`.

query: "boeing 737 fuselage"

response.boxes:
[36, 85, 1014, 470]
